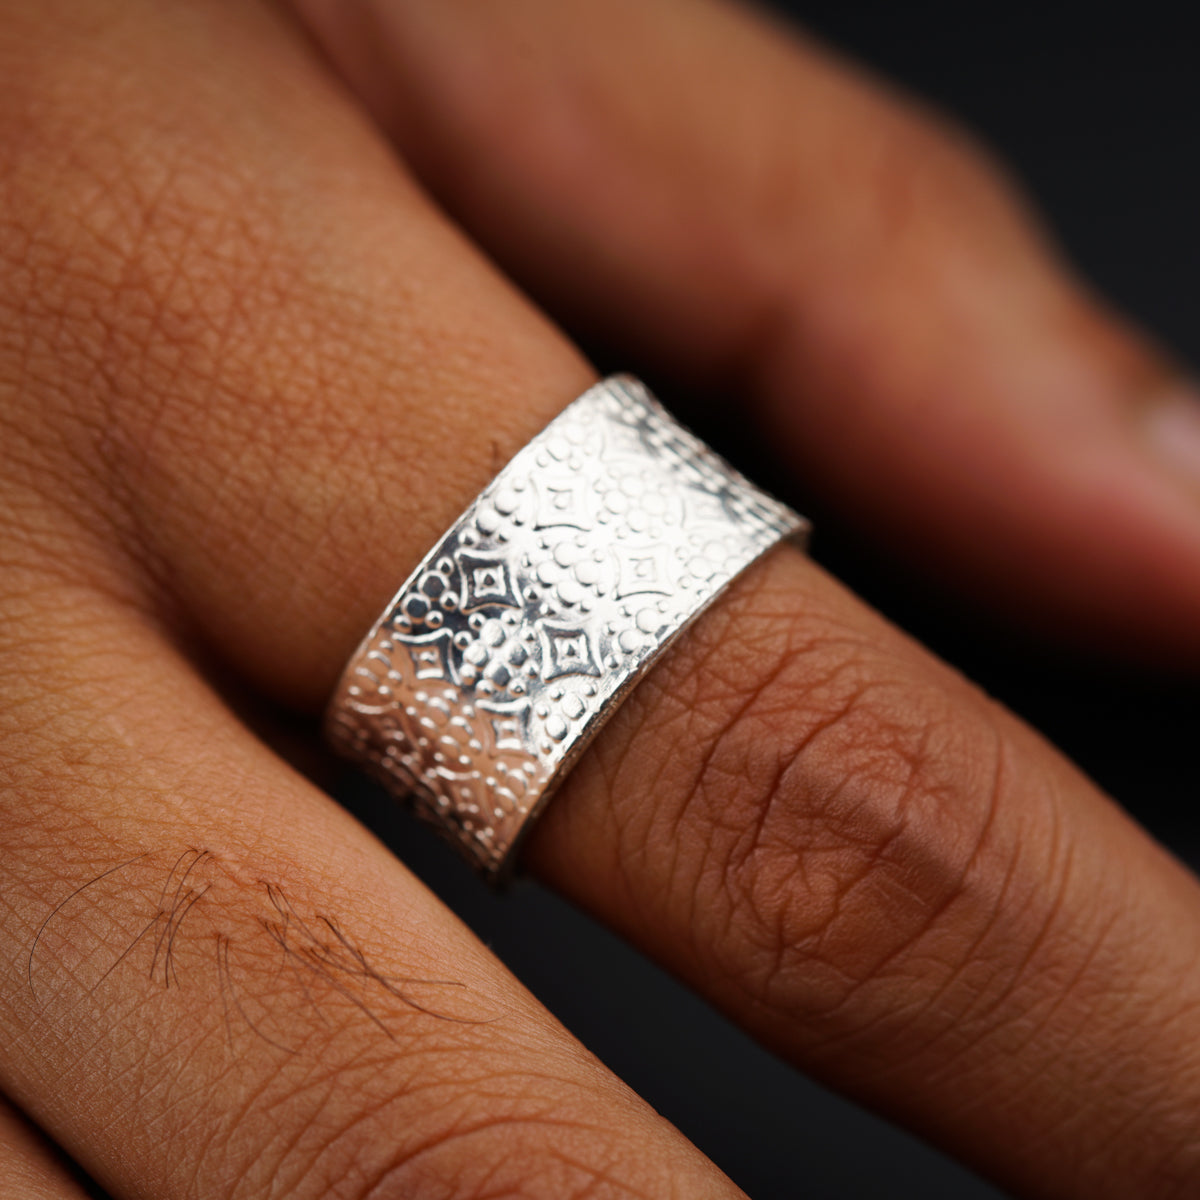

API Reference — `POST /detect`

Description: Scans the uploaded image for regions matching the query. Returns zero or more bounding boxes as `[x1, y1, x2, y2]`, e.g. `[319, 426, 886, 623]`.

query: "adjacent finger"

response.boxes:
[7, 3, 1200, 1200]
[0, 1099, 93, 1200]
[0, 584, 738, 1200]
[296, 0, 1200, 663]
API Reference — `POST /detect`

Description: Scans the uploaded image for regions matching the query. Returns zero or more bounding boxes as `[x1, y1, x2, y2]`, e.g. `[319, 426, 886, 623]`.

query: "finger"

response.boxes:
[0, 1098, 93, 1200]
[0, 8, 743, 1200]
[296, 0, 1200, 663]
[0, 591, 738, 1200]
[6, 6, 1200, 1200]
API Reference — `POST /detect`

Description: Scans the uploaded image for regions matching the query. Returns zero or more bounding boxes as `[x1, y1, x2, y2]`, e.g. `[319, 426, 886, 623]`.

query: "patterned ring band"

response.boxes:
[325, 375, 810, 882]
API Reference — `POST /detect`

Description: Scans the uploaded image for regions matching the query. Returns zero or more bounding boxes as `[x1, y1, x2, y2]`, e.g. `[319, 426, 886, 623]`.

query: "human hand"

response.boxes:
[2, 3, 1199, 1200]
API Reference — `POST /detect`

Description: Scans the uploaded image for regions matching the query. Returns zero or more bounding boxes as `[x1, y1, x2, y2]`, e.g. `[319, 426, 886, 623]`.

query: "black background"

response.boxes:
[340, 3, 1200, 1197]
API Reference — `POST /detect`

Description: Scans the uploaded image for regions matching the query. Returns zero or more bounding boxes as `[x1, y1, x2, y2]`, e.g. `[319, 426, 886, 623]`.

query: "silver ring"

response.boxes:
[325, 375, 809, 881]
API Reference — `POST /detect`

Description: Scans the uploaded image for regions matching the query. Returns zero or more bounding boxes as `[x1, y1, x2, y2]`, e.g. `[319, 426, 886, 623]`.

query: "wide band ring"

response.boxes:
[325, 375, 809, 882]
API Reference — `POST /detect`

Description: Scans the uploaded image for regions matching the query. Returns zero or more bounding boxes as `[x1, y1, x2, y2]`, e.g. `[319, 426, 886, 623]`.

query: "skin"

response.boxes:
[0, 1101, 91, 1200]
[1, 1, 1199, 1197]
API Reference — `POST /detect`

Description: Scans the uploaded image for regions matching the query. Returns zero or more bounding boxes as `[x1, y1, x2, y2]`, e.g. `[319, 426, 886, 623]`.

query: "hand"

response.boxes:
[1, 3, 1198, 1200]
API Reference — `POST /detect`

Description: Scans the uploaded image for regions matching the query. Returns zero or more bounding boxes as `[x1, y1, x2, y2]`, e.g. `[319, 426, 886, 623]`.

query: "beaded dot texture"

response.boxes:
[325, 376, 808, 880]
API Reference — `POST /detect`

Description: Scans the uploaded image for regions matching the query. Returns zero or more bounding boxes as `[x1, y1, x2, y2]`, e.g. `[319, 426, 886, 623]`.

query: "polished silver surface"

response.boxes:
[325, 376, 808, 880]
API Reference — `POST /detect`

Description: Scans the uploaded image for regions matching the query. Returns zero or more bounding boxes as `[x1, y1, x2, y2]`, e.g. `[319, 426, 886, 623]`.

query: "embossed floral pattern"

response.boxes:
[326, 377, 807, 878]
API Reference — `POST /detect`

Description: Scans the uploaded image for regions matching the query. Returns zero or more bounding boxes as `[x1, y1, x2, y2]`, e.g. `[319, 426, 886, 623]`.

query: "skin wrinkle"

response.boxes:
[18, 847, 473, 1090]
[848, 781, 1031, 1072]
[835, 829, 1193, 1183]
[973, 784, 1077, 1032]
[187, 1041, 312, 1200]
[0, 384, 127, 594]
[552, 559, 1037, 1034]
[24, 854, 604, 1200]
[602, 573, 834, 942]
[552, 544, 1150, 1132]
[730, 683, 864, 887]
[80, 199, 338, 622]
[281, 1056, 604, 1200]
[24, 852, 151, 1004]
[722, 701, 963, 1011]
[807, 876, 1025, 1073]
[951, 907, 1172, 1126]
[545, 1151, 673, 1200]
[0, 220, 195, 608]
[245, 1072, 356, 1200]
[1, 38, 441, 644]
[1003, 906, 1123, 1077]
[798, 719, 981, 994]
[354, 1112, 641, 1200]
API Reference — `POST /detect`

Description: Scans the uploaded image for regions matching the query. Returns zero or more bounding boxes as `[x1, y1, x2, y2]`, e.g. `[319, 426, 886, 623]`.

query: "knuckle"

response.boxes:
[654, 563, 1023, 1028]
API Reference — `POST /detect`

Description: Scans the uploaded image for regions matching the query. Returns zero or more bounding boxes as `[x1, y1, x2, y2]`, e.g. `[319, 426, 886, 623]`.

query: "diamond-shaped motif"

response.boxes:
[403, 630, 455, 681]
[488, 708, 527, 751]
[540, 625, 601, 680]
[456, 550, 520, 612]
[533, 476, 591, 529]
[614, 545, 673, 598]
